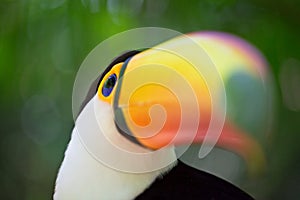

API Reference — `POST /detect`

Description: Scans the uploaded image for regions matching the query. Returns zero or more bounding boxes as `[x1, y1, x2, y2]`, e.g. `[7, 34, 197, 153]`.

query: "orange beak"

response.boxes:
[112, 47, 265, 174]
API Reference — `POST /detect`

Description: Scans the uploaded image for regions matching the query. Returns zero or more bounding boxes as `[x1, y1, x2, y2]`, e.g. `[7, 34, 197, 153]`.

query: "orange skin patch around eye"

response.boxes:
[98, 62, 124, 103]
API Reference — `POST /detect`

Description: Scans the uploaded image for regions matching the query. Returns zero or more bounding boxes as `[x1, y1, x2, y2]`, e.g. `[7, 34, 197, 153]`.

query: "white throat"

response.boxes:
[54, 96, 177, 200]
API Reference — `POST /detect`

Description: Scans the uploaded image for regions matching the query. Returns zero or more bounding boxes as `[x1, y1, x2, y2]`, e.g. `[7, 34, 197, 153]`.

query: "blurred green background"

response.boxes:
[1, 0, 300, 199]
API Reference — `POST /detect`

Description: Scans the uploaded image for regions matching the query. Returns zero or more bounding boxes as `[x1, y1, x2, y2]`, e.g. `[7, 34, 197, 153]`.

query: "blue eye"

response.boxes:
[102, 74, 117, 97]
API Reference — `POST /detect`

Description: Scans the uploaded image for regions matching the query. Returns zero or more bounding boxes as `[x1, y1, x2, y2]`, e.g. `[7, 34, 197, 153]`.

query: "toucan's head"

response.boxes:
[79, 32, 271, 176]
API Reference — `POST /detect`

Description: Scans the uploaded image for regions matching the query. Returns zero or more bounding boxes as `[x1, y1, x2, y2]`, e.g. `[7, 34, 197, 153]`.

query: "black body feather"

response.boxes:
[136, 161, 254, 200]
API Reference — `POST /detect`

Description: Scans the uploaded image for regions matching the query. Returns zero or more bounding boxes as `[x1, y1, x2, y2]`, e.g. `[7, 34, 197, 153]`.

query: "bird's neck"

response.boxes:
[54, 96, 177, 199]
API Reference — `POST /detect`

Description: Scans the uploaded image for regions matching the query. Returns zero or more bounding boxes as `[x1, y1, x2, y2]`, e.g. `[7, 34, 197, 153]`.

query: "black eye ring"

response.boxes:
[102, 74, 117, 97]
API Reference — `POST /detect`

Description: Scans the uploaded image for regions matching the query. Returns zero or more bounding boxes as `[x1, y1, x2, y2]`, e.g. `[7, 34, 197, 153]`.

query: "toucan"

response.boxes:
[54, 31, 272, 199]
